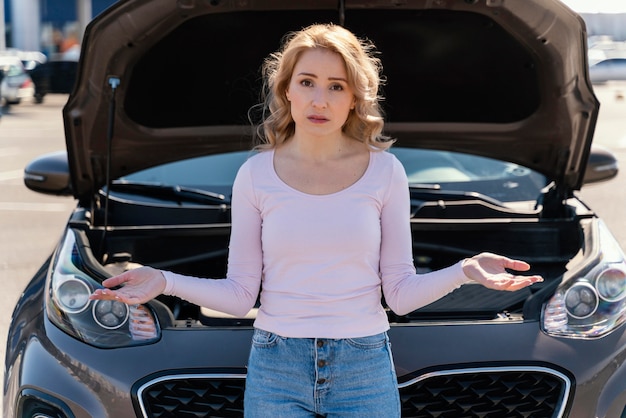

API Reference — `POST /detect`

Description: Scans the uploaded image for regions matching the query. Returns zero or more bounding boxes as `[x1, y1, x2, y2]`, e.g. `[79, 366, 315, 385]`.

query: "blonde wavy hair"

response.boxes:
[254, 23, 393, 151]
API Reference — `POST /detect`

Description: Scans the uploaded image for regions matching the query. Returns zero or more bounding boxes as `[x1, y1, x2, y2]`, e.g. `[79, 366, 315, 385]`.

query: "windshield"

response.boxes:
[117, 148, 549, 207]
[391, 148, 548, 203]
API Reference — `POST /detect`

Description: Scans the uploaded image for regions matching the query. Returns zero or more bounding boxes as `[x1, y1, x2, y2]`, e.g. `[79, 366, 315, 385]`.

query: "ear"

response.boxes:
[285, 89, 291, 101]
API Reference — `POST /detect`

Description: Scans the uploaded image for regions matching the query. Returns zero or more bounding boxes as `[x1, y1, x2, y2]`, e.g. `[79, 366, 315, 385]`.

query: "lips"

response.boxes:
[307, 115, 329, 123]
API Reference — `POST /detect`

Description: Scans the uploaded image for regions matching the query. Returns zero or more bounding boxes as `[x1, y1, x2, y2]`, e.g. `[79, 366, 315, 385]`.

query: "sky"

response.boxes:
[560, 0, 626, 13]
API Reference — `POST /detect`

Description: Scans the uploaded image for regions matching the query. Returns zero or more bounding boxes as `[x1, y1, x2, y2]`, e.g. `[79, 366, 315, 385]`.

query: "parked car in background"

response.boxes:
[589, 57, 626, 84]
[15, 49, 47, 71]
[28, 60, 78, 103]
[4, 0, 626, 417]
[587, 48, 607, 67]
[0, 48, 47, 71]
[0, 55, 35, 108]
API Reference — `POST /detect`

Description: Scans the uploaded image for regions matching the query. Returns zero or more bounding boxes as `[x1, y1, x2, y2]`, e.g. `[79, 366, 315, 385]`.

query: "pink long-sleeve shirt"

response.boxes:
[162, 149, 470, 338]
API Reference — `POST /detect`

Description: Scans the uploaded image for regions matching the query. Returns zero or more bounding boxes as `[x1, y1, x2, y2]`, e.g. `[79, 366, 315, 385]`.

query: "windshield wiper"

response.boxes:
[408, 183, 506, 207]
[108, 181, 229, 205]
[407, 183, 539, 218]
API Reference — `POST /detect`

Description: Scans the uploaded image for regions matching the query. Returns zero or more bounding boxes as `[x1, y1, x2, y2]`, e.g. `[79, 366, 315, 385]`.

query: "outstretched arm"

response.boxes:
[380, 156, 543, 316]
[91, 158, 264, 317]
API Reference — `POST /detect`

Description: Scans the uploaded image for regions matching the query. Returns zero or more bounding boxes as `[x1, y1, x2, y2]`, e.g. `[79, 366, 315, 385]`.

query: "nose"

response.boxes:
[311, 87, 327, 109]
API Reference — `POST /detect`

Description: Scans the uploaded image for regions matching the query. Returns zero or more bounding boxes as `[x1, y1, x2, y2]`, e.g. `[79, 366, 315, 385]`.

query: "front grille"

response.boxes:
[136, 374, 246, 417]
[136, 367, 570, 417]
[398, 366, 571, 418]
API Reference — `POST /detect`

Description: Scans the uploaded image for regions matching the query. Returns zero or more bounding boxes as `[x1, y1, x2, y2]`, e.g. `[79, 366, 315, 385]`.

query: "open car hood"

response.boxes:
[64, 0, 598, 202]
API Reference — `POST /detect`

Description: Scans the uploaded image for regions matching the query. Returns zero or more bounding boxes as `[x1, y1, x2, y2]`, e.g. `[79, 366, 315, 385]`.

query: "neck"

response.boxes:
[287, 132, 353, 161]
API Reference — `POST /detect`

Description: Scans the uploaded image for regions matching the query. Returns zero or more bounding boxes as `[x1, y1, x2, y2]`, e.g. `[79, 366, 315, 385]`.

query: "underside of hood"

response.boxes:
[63, 0, 599, 202]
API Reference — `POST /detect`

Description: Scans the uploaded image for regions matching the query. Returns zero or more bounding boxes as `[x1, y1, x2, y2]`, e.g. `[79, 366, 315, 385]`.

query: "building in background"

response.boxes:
[2, 0, 117, 56]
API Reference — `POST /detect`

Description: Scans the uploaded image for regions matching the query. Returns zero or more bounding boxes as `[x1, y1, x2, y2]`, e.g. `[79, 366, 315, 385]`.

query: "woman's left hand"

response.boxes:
[462, 252, 543, 291]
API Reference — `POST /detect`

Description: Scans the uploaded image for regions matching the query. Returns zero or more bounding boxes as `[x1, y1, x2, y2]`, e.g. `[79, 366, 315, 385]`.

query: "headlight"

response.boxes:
[596, 267, 626, 302]
[542, 221, 626, 339]
[46, 229, 160, 348]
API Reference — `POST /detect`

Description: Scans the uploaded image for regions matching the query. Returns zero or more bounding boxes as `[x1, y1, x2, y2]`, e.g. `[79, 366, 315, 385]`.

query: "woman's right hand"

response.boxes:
[89, 266, 166, 305]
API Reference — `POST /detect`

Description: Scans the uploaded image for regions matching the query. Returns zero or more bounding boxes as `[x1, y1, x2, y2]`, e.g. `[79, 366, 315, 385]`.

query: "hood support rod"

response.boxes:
[100, 76, 121, 254]
[338, 0, 345, 26]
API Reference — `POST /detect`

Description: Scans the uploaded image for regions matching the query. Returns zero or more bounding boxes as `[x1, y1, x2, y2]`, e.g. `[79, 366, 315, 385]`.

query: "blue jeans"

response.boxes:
[244, 329, 401, 417]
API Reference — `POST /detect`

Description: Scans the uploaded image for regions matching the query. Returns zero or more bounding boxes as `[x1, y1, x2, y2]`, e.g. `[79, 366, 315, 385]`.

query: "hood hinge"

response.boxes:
[537, 182, 571, 218]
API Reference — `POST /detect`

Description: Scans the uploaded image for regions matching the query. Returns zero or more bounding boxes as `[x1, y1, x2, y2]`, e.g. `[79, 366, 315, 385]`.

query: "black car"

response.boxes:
[28, 60, 78, 104]
[5, 1, 626, 417]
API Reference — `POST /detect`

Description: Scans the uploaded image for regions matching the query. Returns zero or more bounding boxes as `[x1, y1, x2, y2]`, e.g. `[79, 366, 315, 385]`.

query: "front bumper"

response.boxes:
[5, 310, 626, 418]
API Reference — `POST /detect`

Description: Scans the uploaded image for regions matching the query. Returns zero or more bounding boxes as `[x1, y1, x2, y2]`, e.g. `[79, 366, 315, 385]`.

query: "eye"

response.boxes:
[300, 79, 314, 87]
[330, 83, 344, 91]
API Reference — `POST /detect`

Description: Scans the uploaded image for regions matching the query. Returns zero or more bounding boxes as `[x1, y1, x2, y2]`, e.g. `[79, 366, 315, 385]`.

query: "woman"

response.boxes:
[91, 23, 543, 417]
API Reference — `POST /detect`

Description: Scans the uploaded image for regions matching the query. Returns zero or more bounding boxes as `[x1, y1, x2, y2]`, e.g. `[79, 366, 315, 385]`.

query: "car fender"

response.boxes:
[594, 335, 626, 418]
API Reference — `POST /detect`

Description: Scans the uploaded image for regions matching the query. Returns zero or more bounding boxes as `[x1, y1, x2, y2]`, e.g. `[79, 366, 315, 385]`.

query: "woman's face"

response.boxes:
[285, 48, 355, 140]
